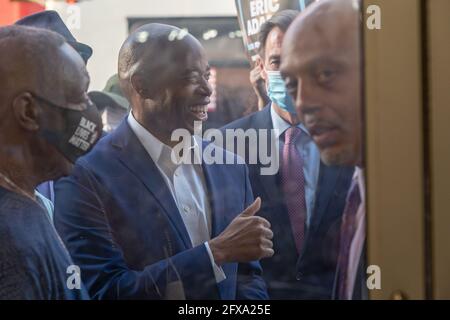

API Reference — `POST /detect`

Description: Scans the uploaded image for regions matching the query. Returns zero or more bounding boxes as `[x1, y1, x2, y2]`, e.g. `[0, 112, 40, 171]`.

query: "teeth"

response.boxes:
[189, 105, 208, 113]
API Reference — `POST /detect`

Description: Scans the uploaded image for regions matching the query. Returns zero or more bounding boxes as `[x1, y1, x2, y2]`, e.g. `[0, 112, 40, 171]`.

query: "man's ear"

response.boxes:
[131, 73, 162, 100]
[130, 73, 147, 98]
[131, 72, 168, 103]
[12, 93, 40, 132]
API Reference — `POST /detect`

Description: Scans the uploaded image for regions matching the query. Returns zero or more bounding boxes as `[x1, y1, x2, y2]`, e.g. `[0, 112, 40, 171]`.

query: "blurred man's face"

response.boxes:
[102, 107, 127, 133]
[143, 39, 212, 135]
[260, 27, 284, 77]
[281, 11, 362, 166]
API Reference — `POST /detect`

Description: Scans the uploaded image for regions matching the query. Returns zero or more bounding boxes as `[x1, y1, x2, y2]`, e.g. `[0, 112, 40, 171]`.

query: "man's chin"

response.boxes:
[320, 145, 359, 167]
[182, 119, 205, 135]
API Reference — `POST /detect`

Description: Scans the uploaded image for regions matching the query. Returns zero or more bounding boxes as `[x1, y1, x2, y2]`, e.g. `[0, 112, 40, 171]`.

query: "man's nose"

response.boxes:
[295, 79, 320, 116]
[196, 76, 213, 97]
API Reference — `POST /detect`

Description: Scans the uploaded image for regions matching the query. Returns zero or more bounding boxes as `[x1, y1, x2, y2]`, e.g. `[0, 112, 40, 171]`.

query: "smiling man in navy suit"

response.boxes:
[222, 10, 354, 299]
[53, 23, 272, 300]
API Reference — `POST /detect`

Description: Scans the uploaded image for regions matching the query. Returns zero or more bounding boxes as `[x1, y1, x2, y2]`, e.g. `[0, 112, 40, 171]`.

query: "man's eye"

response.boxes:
[204, 73, 211, 81]
[285, 78, 297, 95]
[317, 69, 337, 84]
[183, 75, 198, 83]
[270, 60, 280, 67]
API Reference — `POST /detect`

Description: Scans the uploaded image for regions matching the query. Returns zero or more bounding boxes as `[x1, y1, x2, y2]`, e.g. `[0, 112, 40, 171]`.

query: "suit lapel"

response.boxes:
[309, 163, 343, 233]
[201, 142, 226, 238]
[251, 106, 283, 204]
[110, 120, 192, 248]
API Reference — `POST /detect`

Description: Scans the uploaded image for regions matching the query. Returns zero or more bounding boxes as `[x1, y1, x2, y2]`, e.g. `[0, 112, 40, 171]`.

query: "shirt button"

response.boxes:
[183, 205, 190, 213]
[296, 272, 302, 281]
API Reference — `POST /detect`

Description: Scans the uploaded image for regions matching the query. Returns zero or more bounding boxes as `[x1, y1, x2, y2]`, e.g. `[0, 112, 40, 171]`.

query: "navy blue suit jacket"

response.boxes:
[54, 120, 268, 300]
[222, 105, 354, 299]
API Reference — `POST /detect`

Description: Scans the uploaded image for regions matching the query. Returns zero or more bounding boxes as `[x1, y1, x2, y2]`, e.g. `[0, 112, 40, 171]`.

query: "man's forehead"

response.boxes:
[182, 63, 210, 73]
[268, 27, 284, 45]
[54, 43, 90, 101]
[179, 45, 209, 71]
[283, 12, 358, 71]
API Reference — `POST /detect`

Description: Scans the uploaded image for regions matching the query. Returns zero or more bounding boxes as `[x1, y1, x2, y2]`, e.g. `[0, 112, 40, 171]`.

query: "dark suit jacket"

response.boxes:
[54, 120, 268, 300]
[221, 105, 354, 299]
[332, 245, 368, 300]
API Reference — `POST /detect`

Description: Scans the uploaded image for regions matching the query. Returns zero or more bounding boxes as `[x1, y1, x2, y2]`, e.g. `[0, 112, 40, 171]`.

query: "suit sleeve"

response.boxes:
[235, 164, 269, 300]
[54, 162, 217, 300]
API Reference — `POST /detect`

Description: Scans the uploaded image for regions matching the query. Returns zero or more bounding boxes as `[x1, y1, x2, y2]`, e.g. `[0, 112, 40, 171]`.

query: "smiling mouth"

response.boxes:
[188, 105, 209, 121]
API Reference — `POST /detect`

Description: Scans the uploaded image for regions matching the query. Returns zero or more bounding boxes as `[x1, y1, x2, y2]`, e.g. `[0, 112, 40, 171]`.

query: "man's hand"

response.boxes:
[249, 57, 270, 110]
[208, 197, 274, 266]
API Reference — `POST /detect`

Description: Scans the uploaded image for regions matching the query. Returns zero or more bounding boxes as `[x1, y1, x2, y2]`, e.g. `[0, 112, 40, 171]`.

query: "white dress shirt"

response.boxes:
[270, 105, 321, 226]
[127, 112, 226, 283]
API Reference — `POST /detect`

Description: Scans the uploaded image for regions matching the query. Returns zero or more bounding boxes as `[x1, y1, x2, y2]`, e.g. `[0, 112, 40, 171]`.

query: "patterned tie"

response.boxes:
[336, 178, 362, 299]
[280, 127, 307, 255]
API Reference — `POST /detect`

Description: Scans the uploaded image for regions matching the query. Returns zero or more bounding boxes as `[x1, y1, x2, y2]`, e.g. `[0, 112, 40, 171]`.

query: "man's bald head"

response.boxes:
[118, 23, 205, 101]
[283, 0, 360, 62]
[281, 0, 363, 167]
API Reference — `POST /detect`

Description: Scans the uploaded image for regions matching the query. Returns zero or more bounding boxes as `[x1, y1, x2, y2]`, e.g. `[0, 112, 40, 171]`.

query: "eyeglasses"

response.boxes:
[31, 93, 95, 112]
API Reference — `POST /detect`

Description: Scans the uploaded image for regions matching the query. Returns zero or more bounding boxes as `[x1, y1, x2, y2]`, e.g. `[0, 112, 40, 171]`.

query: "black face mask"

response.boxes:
[34, 94, 103, 163]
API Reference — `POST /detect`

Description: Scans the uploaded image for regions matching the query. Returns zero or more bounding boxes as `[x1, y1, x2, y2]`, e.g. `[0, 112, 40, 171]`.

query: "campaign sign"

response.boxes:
[235, 0, 316, 64]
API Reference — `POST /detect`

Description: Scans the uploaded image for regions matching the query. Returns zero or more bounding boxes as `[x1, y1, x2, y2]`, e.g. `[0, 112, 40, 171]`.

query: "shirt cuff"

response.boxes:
[204, 242, 227, 283]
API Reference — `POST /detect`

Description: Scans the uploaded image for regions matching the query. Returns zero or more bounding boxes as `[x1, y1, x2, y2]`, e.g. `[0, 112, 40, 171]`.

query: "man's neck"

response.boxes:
[272, 102, 300, 126]
[131, 110, 178, 148]
[0, 155, 38, 199]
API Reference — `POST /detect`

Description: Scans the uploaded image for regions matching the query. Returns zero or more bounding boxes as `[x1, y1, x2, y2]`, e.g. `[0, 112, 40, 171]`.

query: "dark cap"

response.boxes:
[15, 10, 93, 63]
[88, 74, 129, 113]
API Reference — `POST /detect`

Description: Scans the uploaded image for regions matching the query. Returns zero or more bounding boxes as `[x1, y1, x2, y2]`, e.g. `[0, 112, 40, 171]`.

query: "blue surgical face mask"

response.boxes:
[266, 70, 296, 114]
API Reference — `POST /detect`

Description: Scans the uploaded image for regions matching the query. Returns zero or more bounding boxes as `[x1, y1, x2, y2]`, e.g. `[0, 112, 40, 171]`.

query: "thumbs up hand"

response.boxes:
[208, 197, 274, 266]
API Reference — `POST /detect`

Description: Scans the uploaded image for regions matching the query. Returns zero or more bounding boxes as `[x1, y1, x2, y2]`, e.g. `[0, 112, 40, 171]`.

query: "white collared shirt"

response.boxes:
[270, 105, 321, 226]
[127, 112, 226, 283]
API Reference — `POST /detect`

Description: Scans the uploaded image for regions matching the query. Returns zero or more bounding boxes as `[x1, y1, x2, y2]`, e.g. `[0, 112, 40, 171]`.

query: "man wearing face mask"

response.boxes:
[222, 10, 354, 299]
[0, 26, 102, 299]
[15, 10, 94, 212]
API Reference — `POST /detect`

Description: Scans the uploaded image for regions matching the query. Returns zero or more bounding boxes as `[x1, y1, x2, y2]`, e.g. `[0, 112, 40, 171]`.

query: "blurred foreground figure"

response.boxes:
[0, 25, 102, 299]
[282, 0, 365, 299]
[54, 23, 272, 300]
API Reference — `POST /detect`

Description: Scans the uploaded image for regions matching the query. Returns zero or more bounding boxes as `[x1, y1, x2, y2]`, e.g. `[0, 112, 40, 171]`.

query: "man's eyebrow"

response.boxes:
[268, 54, 281, 61]
[182, 65, 211, 75]
[303, 56, 347, 69]
[182, 68, 198, 74]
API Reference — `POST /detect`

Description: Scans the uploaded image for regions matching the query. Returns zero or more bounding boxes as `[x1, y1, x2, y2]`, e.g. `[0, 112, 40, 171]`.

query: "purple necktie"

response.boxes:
[336, 178, 362, 299]
[280, 127, 306, 255]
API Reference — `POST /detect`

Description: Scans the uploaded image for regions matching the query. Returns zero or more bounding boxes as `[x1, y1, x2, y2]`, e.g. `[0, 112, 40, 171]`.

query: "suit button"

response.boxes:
[296, 272, 302, 281]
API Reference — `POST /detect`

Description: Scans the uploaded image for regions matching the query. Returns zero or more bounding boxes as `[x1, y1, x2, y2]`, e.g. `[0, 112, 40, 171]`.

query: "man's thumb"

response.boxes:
[240, 197, 261, 217]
